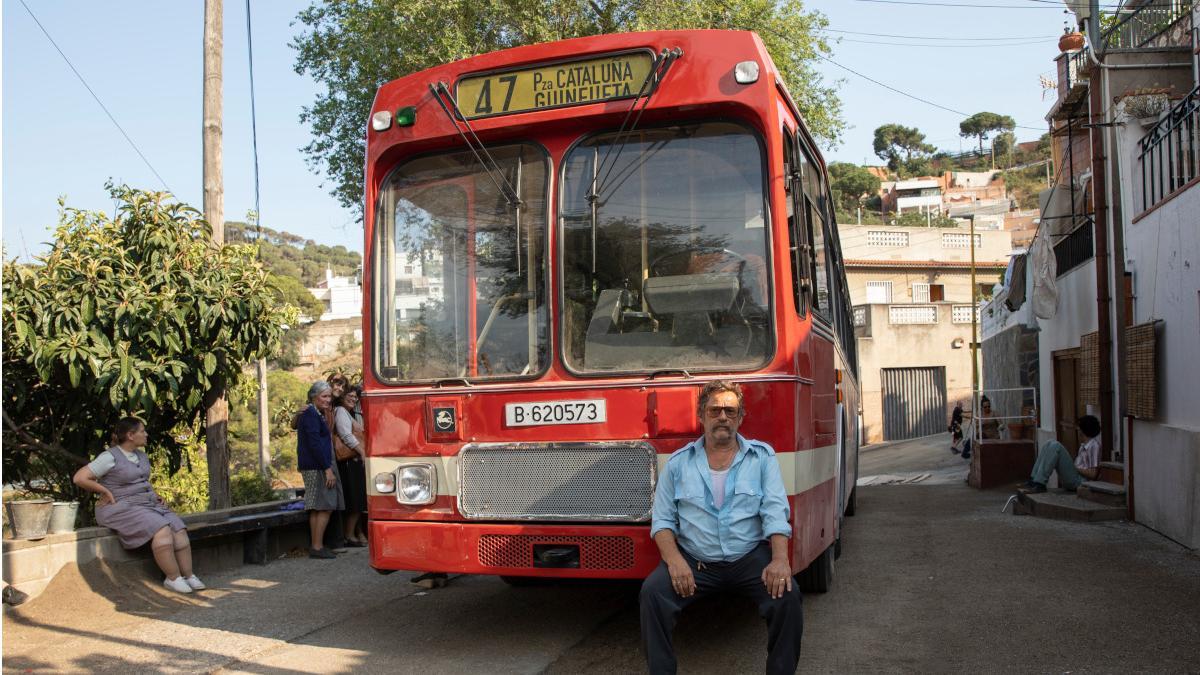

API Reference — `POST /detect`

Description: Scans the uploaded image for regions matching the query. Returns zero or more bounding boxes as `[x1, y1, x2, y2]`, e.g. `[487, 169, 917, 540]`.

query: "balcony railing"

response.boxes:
[1054, 218, 1095, 277]
[1138, 86, 1200, 212]
[1101, 0, 1194, 51]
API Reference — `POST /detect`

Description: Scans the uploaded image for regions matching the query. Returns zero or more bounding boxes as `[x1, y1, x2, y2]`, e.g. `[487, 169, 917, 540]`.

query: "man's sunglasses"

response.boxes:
[704, 406, 742, 419]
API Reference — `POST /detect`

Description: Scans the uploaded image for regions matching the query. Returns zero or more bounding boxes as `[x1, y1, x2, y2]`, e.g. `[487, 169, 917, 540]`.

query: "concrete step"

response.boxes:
[1014, 490, 1126, 522]
[1078, 481, 1127, 508]
[1098, 461, 1124, 485]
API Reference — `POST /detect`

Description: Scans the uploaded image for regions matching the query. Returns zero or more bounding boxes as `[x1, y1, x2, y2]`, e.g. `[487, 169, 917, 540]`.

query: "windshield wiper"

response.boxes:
[646, 368, 693, 380]
[428, 81, 523, 209]
[588, 47, 683, 205]
[433, 377, 474, 388]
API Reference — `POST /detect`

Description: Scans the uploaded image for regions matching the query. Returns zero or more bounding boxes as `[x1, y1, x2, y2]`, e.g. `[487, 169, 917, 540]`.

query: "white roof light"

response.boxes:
[734, 61, 759, 84]
[371, 110, 393, 132]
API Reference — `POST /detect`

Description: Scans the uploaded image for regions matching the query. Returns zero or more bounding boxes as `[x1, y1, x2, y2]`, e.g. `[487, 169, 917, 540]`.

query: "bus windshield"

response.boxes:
[373, 143, 549, 383]
[561, 122, 772, 374]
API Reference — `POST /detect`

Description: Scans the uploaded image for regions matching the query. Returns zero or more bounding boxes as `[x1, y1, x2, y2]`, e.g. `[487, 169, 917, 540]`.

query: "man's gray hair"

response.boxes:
[307, 380, 332, 402]
[697, 380, 745, 419]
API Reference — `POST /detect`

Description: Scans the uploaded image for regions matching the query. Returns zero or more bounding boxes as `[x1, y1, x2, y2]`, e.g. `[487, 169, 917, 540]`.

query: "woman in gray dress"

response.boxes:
[73, 417, 204, 594]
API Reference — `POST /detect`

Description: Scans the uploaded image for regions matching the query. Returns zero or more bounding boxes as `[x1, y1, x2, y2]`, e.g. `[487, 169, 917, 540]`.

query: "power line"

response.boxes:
[852, 0, 1140, 8]
[823, 27, 1059, 41]
[834, 37, 1051, 48]
[18, 0, 171, 192]
[814, 53, 1046, 131]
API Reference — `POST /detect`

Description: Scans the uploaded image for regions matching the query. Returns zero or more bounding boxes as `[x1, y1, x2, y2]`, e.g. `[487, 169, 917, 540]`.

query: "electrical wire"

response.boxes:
[18, 0, 171, 192]
[245, 0, 263, 245]
[833, 37, 1051, 48]
[823, 28, 1060, 40]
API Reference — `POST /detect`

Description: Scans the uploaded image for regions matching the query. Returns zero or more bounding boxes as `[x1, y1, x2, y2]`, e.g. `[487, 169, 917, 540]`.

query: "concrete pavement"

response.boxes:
[4, 437, 1199, 673]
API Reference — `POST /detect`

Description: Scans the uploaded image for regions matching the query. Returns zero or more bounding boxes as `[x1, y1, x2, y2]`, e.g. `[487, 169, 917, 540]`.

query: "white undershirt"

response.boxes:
[710, 467, 731, 510]
[87, 446, 139, 478]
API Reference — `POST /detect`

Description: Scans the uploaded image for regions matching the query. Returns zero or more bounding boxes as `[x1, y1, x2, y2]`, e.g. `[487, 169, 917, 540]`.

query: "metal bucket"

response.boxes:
[5, 499, 53, 540]
[50, 502, 79, 533]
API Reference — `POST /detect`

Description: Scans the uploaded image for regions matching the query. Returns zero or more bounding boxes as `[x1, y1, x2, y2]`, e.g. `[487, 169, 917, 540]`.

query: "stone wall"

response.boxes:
[982, 323, 1040, 420]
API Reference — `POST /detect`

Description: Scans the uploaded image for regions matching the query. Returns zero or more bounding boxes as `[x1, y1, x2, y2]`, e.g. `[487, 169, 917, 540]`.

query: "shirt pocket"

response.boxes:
[729, 480, 763, 518]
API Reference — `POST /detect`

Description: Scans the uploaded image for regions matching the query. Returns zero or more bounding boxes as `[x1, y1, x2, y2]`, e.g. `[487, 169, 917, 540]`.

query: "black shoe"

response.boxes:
[309, 547, 337, 559]
[2, 585, 29, 606]
[1018, 481, 1047, 494]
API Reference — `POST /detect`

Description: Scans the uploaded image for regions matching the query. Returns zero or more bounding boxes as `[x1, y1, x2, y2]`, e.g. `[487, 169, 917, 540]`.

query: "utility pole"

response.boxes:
[202, 0, 231, 509]
[969, 214, 979, 409]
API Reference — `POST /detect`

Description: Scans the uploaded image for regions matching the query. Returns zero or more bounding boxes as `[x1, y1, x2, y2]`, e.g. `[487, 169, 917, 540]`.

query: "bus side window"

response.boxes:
[799, 143, 832, 322]
[783, 127, 806, 317]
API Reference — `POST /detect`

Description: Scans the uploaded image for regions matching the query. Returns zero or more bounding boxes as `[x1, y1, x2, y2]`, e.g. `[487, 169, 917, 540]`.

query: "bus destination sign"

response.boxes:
[456, 52, 654, 119]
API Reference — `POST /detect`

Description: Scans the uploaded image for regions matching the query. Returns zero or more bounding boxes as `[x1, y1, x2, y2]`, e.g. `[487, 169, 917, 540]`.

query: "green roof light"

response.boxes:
[396, 106, 416, 127]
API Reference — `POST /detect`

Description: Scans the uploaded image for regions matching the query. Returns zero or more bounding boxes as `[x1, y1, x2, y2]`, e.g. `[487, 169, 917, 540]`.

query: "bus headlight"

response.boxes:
[397, 464, 436, 505]
[374, 472, 396, 493]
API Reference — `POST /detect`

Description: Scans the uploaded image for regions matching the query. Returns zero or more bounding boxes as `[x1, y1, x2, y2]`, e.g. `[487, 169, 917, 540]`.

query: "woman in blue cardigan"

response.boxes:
[297, 380, 344, 559]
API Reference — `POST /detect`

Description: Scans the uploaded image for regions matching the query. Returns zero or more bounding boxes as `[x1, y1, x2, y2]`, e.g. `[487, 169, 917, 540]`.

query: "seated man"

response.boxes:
[1020, 415, 1102, 493]
[640, 380, 801, 675]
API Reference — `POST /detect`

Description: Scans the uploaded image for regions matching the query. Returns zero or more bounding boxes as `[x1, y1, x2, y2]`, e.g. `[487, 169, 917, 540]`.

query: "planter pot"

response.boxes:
[1059, 32, 1085, 52]
[49, 501, 79, 533]
[5, 499, 53, 540]
[1138, 116, 1161, 128]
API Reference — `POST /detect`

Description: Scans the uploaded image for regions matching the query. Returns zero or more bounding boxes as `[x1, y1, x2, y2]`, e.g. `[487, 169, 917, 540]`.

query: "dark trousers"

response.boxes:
[640, 542, 803, 675]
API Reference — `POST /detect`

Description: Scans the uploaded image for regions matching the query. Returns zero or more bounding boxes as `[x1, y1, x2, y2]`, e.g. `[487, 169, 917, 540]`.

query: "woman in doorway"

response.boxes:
[73, 417, 205, 594]
[333, 386, 368, 546]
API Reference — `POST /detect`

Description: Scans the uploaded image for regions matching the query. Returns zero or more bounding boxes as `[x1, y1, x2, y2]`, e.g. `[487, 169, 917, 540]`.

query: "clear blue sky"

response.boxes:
[3, 0, 1067, 259]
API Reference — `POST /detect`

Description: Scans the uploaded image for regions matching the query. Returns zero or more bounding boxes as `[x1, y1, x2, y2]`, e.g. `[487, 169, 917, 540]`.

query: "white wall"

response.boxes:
[1035, 258, 1098, 439]
[1114, 110, 1200, 549]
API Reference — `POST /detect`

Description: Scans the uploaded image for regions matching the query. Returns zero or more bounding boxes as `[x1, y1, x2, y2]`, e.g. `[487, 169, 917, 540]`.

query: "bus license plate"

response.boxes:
[505, 400, 607, 427]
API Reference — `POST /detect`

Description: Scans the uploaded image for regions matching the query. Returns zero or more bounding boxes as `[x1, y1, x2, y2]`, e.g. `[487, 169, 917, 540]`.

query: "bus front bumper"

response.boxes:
[368, 520, 660, 579]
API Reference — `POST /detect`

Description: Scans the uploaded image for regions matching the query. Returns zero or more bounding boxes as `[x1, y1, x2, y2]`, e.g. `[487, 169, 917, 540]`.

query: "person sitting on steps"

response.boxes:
[1019, 415, 1102, 494]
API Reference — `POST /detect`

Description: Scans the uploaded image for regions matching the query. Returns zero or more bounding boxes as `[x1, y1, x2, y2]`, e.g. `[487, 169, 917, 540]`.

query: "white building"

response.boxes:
[308, 267, 363, 321]
[893, 179, 942, 214]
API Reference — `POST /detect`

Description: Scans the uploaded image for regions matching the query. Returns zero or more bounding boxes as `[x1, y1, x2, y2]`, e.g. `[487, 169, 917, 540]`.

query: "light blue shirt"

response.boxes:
[651, 434, 792, 563]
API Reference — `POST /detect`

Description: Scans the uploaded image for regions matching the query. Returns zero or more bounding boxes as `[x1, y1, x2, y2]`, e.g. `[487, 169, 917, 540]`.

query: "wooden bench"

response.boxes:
[183, 503, 308, 565]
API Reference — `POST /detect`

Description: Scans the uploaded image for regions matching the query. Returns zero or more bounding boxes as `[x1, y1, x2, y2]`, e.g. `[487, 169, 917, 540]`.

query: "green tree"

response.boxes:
[872, 124, 936, 176]
[959, 111, 1016, 157]
[1, 186, 297, 503]
[228, 369, 309, 478]
[292, 0, 844, 214]
[828, 162, 881, 213]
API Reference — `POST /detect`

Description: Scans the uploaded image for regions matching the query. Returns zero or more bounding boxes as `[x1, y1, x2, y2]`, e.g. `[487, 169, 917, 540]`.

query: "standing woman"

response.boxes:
[73, 417, 204, 594]
[297, 380, 344, 559]
[333, 386, 368, 546]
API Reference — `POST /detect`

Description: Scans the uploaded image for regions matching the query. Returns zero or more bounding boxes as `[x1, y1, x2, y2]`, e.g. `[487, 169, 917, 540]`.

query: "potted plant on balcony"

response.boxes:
[1122, 89, 1171, 128]
[1059, 26, 1086, 52]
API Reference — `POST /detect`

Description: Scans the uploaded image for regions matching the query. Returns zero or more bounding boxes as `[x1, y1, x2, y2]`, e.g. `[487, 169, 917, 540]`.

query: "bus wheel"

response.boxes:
[797, 543, 834, 593]
[845, 486, 857, 517]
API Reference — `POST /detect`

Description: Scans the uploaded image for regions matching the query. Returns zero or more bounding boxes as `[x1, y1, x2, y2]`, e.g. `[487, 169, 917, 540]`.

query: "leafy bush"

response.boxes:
[230, 469, 278, 507]
[2, 185, 296, 503]
[149, 430, 209, 516]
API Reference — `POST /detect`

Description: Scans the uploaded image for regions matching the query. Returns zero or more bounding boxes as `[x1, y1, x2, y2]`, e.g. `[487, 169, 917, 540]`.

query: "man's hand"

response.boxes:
[666, 556, 696, 597]
[761, 557, 792, 599]
[325, 468, 336, 488]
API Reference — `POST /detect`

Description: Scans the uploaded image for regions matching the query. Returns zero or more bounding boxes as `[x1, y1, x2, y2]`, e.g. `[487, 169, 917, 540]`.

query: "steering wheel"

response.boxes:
[648, 247, 749, 278]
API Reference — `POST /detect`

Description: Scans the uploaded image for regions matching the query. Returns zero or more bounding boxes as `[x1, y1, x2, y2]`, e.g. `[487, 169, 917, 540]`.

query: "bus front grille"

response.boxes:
[457, 442, 657, 521]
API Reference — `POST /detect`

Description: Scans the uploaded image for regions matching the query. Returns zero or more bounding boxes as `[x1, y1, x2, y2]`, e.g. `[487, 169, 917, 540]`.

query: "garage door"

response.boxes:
[881, 367, 947, 441]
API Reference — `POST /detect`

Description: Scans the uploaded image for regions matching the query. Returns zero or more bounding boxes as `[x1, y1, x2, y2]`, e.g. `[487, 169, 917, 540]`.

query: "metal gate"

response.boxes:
[881, 367, 947, 441]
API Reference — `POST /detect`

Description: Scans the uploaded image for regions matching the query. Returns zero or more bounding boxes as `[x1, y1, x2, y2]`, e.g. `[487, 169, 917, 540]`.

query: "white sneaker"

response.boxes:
[183, 574, 206, 591]
[163, 576, 193, 594]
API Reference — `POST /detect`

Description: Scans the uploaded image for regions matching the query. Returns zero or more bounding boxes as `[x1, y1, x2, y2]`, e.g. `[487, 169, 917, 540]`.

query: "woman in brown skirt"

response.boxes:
[73, 417, 204, 594]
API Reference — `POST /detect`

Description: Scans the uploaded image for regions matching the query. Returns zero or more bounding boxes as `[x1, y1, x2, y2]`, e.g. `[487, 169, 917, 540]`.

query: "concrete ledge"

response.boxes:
[1015, 491, 1126, 522]
[3, 500, 310, 603]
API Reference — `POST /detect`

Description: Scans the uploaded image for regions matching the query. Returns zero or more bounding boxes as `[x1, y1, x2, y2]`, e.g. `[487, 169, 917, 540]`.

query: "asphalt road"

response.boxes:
[5, 436, 1199, 673]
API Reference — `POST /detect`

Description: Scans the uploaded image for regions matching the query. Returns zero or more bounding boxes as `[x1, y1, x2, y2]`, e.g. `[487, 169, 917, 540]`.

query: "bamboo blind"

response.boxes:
[1126, 321, 1158, 419]
[1080, 331, 1099, 407]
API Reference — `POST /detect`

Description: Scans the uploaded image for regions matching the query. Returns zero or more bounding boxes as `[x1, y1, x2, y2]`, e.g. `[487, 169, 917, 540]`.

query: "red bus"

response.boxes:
[362, 30, 861, 591]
